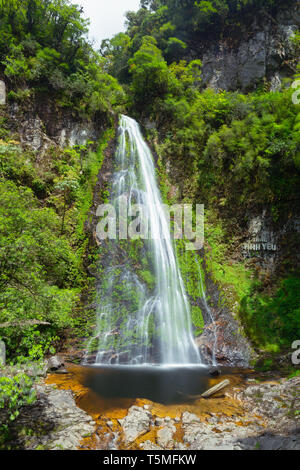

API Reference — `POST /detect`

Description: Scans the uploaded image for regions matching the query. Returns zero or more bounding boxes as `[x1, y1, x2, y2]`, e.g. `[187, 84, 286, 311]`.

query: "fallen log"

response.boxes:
[0, 320, 51, 328]
[201, 379, 230, 398]
[178, 379, 230, 401]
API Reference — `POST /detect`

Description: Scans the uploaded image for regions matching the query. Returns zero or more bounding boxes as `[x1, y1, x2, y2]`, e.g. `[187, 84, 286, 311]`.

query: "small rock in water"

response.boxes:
[55, 367, 69, 374]
[209, 367, 221, 377]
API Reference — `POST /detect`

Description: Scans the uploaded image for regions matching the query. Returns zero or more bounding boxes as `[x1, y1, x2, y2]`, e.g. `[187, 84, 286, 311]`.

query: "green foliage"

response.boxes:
[0, 122, 114, 360]
[289, 369, 300, 379]
[0, 373, 36, 420]
[0, 0, 126, 120]
[122, 0, 290, 64]
[142, 83, 299, 213]
[240, 277, 300, 349]
[175, 240, 205, 333]
[139, 269, 155, 290]
[0, 179, 79, 357]
[129, 36, 176, 113]
[0, 370, 36, 447]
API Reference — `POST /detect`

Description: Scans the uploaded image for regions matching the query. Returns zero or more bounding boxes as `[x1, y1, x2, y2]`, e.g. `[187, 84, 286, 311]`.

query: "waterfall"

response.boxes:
[86, 115, 202, 366]
[195, 257, 217, 366]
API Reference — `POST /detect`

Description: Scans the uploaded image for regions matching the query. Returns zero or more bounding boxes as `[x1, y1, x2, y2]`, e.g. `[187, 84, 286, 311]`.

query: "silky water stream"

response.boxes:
[78, 116, 225, 403]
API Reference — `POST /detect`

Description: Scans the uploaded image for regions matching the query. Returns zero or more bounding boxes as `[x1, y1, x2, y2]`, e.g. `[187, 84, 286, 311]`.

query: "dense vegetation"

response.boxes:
[0, 0, 120, 365]
[0, 0, 125, 120]
[101, 0, 300, 353]
[101, 0, 294, 80]
[0, 132, 115, 362]
[0, 0, 299, 378]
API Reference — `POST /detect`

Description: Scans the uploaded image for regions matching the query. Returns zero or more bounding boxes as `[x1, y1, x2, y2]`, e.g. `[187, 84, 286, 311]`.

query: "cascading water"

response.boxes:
[195, 257, 217, 367]
[85, 115, 203, 366]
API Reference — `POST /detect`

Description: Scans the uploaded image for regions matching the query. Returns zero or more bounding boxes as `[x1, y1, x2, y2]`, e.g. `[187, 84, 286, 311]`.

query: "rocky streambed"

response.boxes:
[5, 361, 299, 451]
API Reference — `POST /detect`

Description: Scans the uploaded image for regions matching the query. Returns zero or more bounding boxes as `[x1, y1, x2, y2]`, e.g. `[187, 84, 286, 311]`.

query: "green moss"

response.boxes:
[138, 270, 155, 290]
[204, 210, 253, 314]
[191, 305, 204, 335]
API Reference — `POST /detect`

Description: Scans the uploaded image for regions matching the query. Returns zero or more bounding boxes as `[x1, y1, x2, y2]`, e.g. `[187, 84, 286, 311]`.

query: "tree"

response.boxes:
[54, 177, 79, 234]
[129, 36, 174, 113]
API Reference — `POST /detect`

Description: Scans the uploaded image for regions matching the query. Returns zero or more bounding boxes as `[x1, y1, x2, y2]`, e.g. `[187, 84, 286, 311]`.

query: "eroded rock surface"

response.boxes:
[123, 377, 300, 451]
[200, 5, 300, 91]
[118, 406, 151, 444]
[8, 382, 95, 450]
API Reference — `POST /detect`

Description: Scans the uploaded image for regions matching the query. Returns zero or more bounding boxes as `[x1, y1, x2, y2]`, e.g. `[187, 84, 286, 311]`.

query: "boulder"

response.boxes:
[118, 406, 151, 444]
[47, 355, 67, 373]
[157, 421, 176, 449]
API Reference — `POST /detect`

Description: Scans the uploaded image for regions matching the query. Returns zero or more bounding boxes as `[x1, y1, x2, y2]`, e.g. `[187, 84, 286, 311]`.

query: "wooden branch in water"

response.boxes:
[0, 320, 51, 328]
[178, 379, 230, 401]
[201, 379, 230, 398]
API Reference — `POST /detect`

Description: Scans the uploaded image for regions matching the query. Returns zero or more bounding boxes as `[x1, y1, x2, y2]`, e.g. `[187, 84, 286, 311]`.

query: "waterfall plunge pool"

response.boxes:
[73, 364, 225, 404]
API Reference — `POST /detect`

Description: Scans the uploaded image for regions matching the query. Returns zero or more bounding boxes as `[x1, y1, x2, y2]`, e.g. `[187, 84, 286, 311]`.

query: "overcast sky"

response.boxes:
[71, 0, 141, 47]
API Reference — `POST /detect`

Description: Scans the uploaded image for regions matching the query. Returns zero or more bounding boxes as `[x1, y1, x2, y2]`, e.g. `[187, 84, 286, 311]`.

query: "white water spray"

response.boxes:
[86, 115, 202, 365]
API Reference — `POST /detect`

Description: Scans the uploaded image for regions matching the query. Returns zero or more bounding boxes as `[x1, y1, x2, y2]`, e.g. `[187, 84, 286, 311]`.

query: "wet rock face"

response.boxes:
[196, 271, 252, 368]
[200, 5, 299, 91]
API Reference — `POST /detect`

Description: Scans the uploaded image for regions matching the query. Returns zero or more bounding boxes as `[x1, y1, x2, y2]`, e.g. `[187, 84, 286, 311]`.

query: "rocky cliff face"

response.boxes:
[198, 3, 300, 91]
[240, 210, 300, 272]
[0, 80, 102, 153]
[9, 101, 101, 153]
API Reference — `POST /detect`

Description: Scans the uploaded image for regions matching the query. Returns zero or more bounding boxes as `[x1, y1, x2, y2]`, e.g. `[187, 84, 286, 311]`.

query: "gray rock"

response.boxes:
[157, 422, 176, 449]
[0, 340, 5, 365]
[0, 80, 6, 105]
[270, 73, 282, 91]
[47, 355, 64, 372]
[119, 406, 151, 444]
[140, 440, 163, 450]
[7, 97, 100, 157]
[237, 376, 300, 434]
[9, 382, 95, 450]
[182, 412, 201, 425]
[200, 5, 299, 91]
[155, 417, 164, 426]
